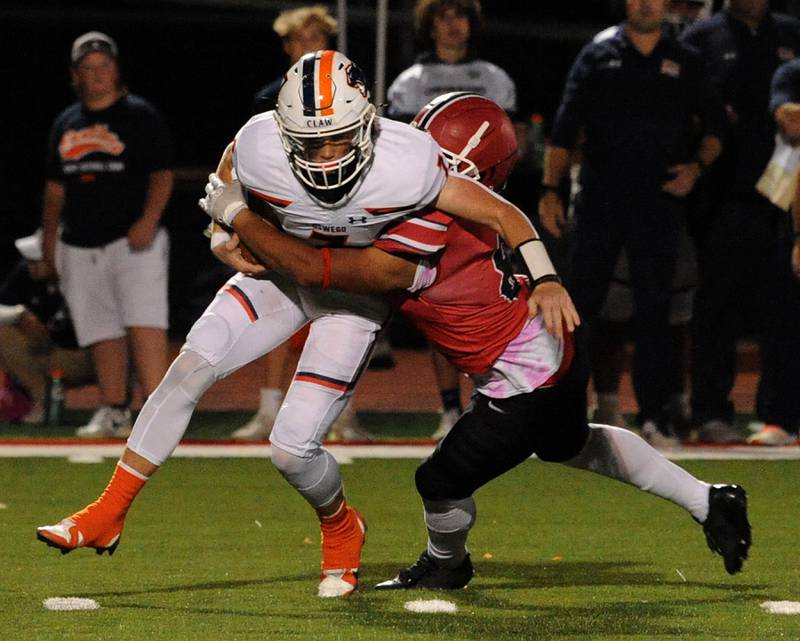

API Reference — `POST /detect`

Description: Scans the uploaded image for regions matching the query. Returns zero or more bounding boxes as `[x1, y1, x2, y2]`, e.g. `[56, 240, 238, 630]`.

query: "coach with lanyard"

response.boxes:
[40, 32, 174, 438]
[538, 0, 725, 443]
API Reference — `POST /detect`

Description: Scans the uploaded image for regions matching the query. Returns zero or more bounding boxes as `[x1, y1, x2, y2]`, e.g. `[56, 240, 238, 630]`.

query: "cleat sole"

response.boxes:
[36, 530, 73, 555]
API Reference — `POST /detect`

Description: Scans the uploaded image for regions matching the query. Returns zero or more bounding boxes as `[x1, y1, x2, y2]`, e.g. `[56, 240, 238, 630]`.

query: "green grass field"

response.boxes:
[1, 414, 799, 640]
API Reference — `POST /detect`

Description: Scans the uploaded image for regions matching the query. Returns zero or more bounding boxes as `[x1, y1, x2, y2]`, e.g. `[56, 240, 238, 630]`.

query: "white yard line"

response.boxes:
[0, 442, 798, 460]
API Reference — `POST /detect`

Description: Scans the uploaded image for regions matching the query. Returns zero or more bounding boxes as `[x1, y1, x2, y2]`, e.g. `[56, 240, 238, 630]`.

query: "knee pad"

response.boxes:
[150, 349, 217, 405]
[271, 444, 342, 509]
[423, 497, 476, 534]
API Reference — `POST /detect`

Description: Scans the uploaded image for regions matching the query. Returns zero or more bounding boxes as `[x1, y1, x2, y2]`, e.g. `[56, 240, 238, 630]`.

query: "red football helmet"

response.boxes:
[411, 92, 518, 191]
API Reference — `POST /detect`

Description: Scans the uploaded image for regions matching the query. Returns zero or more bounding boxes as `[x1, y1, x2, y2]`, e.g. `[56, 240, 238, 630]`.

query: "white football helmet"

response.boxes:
[275, 50, 376, 200]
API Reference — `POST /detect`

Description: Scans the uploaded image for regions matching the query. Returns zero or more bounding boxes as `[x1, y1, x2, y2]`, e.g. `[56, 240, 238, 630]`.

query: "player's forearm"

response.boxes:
[232, 210, 416, 293]
[140, 170, 174, 224]
[434, 174, 537, 249]
[233, 211, 323, 285]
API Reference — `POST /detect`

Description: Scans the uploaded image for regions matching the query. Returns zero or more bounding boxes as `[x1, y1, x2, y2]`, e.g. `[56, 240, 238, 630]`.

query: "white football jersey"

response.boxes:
[232, 113, 447, 247]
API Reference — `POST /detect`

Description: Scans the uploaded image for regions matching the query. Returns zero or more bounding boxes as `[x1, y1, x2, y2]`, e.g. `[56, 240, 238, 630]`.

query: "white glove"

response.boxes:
[198, 173, 248, 226]
[0, 304, 25, 326]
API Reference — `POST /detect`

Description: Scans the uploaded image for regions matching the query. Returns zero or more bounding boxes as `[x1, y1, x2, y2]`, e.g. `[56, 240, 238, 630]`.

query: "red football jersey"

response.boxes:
[374, 210, 530, 374]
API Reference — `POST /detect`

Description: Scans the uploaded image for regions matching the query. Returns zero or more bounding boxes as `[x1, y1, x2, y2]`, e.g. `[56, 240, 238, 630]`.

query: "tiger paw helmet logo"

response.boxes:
[59, 124, 125, 161]
[345, 63, 369, 98]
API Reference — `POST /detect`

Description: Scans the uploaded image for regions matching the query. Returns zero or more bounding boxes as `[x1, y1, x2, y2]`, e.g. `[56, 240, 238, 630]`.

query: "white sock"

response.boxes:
[259, 388, 284, 416]
[566, 424, 710, 522]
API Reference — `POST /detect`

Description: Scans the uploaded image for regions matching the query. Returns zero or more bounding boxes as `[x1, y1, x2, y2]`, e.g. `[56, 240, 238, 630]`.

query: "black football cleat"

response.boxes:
[701, 484, 751, 575]
[375, 551, 473, 590]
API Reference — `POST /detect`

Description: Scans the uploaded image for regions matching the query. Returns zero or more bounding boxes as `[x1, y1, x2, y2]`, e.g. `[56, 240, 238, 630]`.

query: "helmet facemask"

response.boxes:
[277, 104, 376, 198]
[275, 50, 377, 204]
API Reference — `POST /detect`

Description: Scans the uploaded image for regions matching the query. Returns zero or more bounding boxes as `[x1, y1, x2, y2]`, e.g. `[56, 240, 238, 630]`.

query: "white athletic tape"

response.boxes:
[43, 597, 100, 611]
[404, 599, 458, 614]
[517, 240, 557, 280]
[760, 601, 800, 615]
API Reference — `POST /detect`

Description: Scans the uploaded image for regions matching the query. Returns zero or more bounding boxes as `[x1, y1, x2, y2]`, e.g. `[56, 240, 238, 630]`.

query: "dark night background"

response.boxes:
[2, 0, 797, 334]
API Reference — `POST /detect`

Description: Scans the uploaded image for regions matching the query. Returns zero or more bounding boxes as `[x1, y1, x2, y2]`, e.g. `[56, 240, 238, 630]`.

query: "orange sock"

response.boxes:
[320, 502, 365, 571]
[72, 463, 147, 541]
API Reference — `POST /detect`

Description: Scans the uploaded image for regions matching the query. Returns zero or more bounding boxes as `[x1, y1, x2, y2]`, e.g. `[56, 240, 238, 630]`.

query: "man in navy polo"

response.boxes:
[538, 0, 725, 444]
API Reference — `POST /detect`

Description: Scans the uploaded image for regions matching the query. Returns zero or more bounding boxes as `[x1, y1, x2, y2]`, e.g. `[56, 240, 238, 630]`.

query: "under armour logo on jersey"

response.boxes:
[348, 216, 368, 224]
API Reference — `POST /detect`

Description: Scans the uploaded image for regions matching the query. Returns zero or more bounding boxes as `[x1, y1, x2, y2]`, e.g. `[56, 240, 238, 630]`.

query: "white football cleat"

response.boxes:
[318, 569, 358, 598]
[75, 407, 132, 438]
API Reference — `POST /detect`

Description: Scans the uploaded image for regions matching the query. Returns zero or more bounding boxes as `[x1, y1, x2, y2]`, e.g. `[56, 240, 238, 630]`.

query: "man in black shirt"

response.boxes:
[539, 0, 725, 444]
[41, 32, 174, 438]
[681, 0, 800, 442]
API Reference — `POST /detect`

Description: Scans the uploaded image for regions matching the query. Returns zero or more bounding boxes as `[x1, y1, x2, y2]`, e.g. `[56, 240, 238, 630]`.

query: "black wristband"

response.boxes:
[540, 184, 560, 198]
[694, 158, 708, 174]
[530, 273, 562, 290]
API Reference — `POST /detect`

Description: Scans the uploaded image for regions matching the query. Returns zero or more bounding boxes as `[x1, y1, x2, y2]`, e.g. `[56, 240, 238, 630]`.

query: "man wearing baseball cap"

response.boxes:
[40, 31, 175, 437]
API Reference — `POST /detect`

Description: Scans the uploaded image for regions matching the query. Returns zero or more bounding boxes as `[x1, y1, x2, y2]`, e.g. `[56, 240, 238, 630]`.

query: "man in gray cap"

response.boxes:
[40, 31, 175, 437]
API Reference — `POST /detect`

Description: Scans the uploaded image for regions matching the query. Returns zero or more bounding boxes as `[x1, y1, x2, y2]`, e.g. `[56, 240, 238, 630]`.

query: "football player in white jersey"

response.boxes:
[36, 51, 577, 598]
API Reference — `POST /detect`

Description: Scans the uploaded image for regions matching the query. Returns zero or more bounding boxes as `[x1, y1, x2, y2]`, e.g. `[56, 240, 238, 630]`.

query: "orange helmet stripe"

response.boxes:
[318, 50, 335, 116]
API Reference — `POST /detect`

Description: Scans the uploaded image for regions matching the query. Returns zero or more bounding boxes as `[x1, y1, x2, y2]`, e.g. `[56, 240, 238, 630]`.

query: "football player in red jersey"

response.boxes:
[205, 92, 752, 585]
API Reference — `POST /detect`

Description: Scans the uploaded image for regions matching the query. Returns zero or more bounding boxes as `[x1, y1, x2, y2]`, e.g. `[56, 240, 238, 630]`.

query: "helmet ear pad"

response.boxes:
[275, 50, 376, 198]
[412, 92, 518, 191]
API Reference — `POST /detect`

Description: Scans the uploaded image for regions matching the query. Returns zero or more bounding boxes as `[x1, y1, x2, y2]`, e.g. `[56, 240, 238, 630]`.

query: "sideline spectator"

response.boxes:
[387, 0, 515, 122]
[387, 0, 518, 439]
[589, 0, 708, 434]
[41, 32, 174, 438]
[682, 0, 800, 443]
[539, 0, 724, 447]
[0, 232, 94, 424]
[252, 5, 337, 114]
[744, 56, 800, 445]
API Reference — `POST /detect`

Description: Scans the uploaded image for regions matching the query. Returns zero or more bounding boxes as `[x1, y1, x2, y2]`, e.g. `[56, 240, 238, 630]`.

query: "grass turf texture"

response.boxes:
[2, 456, 800, 640]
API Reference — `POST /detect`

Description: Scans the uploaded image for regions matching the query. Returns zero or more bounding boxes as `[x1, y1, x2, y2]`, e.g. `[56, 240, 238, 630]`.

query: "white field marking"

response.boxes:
[0, 442, 798, 461]
[67, 454, 104, 464]
[0, 502, 7, 509]
[43, 597, 99, 611]
[760, 601, 800, 615]
[404, 599, 458, 614]
[675, 569, 687, 583]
